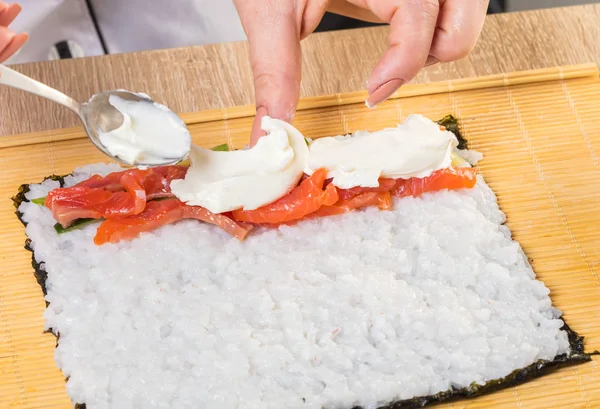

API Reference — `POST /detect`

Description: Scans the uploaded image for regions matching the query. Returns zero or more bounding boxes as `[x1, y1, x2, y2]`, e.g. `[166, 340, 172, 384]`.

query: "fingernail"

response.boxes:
[366, 78, 403, 108]
[425, 56, 440, 67]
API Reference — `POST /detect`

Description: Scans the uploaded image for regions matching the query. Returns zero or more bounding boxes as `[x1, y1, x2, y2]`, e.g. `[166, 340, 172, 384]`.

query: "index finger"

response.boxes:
[429, 0, 489, 62]
[234, 1, 302, 146]
[365, 0, 440, 108]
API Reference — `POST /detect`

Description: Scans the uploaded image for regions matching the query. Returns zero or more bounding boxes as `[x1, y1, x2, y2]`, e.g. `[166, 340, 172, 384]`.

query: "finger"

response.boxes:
[430, 0, 489, 62]
[0, 3, 22, 27]
[234, 1, 302, 146]
[0, 31, 27, 62]
[300, 0, 333, 39]
[327, 0, 381, 23]
[0, 24, 14, 49]
[365, 0, 439, 108]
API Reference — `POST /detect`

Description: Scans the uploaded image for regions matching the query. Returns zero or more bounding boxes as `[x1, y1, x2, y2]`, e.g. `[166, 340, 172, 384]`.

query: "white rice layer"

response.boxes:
[20, 164, 570, 409]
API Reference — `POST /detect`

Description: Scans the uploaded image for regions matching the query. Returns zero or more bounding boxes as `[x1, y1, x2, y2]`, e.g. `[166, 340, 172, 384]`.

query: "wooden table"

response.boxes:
[1, 4, 600, 137]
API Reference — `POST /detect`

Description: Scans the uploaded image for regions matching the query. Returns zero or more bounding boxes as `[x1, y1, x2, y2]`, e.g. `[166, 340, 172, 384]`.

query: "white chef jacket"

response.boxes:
[6, 0, 247, 64]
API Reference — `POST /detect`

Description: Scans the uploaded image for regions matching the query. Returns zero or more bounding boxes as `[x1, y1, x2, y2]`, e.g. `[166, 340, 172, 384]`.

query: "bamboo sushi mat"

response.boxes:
[1, 63, 600, 409]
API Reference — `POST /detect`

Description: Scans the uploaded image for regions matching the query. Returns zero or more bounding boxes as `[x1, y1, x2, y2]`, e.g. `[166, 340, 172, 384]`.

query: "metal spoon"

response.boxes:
[0, 64, 190, 166]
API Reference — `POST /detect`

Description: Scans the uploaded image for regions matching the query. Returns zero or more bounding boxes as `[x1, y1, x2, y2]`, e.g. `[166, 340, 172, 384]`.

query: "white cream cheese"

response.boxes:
[170, 116, 309, 214]
[304, 114, 458, 189]
[454, 148, 483, 166]
[98, 94, 191, 165]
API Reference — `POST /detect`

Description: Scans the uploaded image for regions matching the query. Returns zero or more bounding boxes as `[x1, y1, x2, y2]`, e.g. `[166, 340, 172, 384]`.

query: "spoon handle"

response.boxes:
[0, 65, 82, 115]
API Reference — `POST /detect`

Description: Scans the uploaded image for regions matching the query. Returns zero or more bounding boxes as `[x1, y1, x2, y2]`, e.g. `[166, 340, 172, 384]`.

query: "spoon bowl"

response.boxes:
[0, 65, 190, 167]
[80, 90, 183, 166]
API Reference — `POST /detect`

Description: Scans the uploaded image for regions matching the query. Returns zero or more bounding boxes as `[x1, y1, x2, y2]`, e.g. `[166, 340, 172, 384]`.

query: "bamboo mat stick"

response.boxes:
[1, 64, 600, 409]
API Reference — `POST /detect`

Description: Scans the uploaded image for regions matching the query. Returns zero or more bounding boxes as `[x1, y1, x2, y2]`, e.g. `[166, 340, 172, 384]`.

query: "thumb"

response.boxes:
[234, 1, 302, 146]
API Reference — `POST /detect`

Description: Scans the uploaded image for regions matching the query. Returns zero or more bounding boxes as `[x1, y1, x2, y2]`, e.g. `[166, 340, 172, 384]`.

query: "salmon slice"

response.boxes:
[314, 168, 476, 218]
[141, 166, 189, 200]
[315, 191, 393, 217]
[74, 166, 188, 199]
[46, 170, 148, 228]
[182, 207, 254, 241]
[49, 165, 477, 244]
[336, 178, 397, 200]
[74, 168, 152, 191]
[94, 198, 183, 244]
[47, 166, 191, 228]
[334, 168, 477, 201]
[74, 174, 124, 192]
[153, 166, 189, 180]
[393, 167, 477, 198]
[146, 166, 189, 199]
[94, 199, 252, 245]
[231, 168, 339, 224]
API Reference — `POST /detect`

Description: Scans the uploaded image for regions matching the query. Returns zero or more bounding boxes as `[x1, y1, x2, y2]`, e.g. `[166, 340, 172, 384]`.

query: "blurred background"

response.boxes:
[5, 0, 599, 64]
[317, 0, 598, 31]
[506, 0, 597, 11]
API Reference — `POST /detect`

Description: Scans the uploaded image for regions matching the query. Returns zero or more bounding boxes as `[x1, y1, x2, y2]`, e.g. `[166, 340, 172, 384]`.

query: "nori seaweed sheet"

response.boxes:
[437, 115, 468, 150]
[10, 118, 598, 409]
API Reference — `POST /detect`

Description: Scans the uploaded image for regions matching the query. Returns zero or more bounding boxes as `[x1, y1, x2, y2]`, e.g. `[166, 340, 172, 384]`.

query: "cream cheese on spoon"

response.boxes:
[98, 94, 191, 165]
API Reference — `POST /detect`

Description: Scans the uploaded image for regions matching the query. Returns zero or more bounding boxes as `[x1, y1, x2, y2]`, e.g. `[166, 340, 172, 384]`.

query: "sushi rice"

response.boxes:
[20, 163, 571, 409]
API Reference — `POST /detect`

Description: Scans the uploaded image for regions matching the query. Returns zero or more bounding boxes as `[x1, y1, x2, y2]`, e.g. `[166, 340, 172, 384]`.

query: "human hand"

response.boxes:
[0, 2, 27, 62]
[233, 0, 489, 145]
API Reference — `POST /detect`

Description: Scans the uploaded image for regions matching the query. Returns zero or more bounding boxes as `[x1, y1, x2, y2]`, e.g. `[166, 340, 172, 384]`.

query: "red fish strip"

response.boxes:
[94, 199, 252, 245]
[231, 168, 340, 224]
[46, 170, 150, 227]
[45, 165, 478, 244]
[73, 166, 188, 198]
[316, 191, 393, 217]
[336, 178, 398, 200]
[393, 167, 477, 198]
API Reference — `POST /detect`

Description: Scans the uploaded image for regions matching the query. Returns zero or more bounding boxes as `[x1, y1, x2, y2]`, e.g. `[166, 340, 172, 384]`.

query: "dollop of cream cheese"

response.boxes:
[170, 116, 309, 214]
[98, 95, 191, 165]
[304, 114, 458, 189]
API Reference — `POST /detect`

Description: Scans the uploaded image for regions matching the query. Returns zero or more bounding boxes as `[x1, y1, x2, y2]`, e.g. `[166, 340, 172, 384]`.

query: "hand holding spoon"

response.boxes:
[0, 64, 191, 166]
